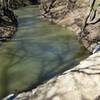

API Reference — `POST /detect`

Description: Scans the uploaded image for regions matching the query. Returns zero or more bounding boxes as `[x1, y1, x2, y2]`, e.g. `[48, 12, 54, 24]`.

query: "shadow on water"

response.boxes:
[0, 42, 26, 98]
[0, 5, 90, 98]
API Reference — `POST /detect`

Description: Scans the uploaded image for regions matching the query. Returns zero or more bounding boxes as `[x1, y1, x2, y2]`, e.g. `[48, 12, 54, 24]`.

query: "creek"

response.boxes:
[0, 5, 89, 98]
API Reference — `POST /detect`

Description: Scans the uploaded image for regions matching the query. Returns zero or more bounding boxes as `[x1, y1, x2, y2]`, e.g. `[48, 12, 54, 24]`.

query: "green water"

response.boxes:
[0, 5, 89, 98]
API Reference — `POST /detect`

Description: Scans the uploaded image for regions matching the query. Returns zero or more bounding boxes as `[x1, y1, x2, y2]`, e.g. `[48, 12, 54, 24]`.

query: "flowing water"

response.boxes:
[0, 5, 90, 98]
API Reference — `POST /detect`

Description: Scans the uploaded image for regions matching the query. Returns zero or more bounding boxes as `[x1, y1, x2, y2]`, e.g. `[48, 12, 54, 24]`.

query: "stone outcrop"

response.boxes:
[7, 0, 33, 9]
[0, 8, 17, 40]
[11, 0, 39, 9]
[5, 51, 100, 100]
[0, 0, 39, 9]
[40, 0, 100, 52]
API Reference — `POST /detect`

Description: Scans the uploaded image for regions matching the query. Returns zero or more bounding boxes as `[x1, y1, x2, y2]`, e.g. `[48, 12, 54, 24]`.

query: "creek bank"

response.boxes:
[4, 51, 100, 100]
[0, 8, 17, 41]
[40, 0, 100, 53]
[5, 0, 40, 9]
[0, 0, 40, 40]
